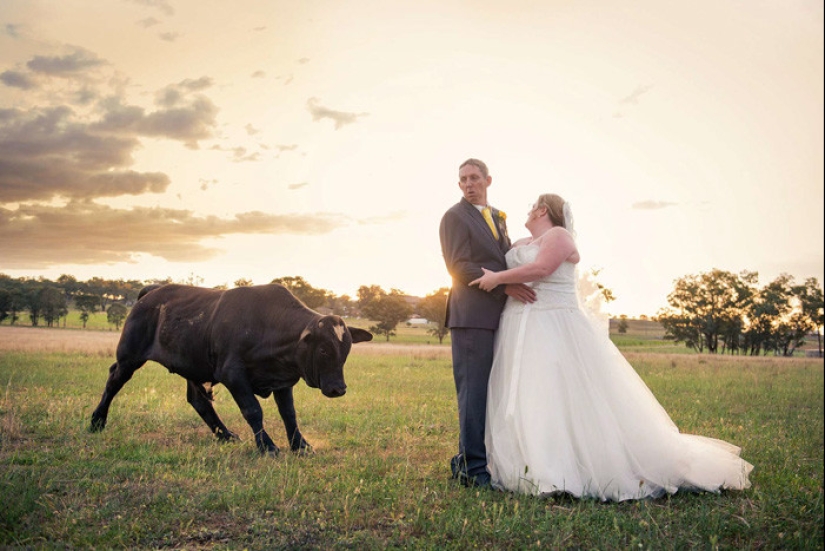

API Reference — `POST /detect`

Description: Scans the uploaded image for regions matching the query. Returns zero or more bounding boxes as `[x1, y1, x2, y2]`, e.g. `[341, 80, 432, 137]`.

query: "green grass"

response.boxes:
[1, 310, 119, 331]
[0, 348, 822, 549]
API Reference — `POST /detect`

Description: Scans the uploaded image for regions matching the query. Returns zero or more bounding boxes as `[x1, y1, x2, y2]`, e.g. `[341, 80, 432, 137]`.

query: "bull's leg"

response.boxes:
[89, 358, 145, 432]
[273, 387, 312, 453]
[222, 368, 279, 455]
[186, 381, 239, 442]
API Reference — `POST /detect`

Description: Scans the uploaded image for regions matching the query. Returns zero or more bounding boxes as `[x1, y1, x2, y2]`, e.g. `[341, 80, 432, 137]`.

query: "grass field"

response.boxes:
[0, 328, 822, 549]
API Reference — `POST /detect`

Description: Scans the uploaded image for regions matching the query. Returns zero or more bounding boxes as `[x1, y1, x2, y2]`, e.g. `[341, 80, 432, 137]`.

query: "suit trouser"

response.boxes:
[450, 327, 495, 477]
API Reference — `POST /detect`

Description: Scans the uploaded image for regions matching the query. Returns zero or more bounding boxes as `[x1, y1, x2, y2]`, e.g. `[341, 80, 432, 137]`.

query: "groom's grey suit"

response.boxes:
[440, 197, 511, 483]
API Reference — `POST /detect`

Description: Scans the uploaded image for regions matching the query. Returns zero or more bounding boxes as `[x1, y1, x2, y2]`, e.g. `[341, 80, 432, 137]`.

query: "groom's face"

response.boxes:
[458, 164, 491, 206]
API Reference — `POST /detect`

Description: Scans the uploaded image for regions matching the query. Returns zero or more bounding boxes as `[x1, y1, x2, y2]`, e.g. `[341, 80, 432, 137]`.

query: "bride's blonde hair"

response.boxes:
[535, 193, 566, 228]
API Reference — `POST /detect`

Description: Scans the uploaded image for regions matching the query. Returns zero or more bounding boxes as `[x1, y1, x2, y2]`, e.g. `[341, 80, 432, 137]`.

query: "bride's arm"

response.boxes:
[470, 228, 576, 291]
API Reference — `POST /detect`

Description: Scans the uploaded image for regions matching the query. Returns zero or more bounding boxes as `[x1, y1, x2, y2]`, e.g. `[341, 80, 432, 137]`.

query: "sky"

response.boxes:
[0, 0, 822, 317]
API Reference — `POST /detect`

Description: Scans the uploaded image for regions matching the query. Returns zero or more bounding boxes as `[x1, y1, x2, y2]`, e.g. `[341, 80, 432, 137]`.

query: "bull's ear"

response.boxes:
[298, 327, 315, 344]
[349, 327, 373, 343]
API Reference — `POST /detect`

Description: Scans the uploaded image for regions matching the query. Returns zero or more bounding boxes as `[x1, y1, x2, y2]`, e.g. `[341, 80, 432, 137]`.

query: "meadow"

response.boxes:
[0, 326, 822, 549]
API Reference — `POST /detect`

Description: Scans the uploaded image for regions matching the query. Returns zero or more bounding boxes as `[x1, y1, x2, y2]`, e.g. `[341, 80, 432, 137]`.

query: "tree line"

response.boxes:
[657, 269, 823, 357]
[2, 270, 821, 355]
[0, 273, 450, 342]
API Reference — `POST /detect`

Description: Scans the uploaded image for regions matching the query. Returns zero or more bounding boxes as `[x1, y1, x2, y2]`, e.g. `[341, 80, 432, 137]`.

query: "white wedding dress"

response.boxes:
[485, 244, 753, 501]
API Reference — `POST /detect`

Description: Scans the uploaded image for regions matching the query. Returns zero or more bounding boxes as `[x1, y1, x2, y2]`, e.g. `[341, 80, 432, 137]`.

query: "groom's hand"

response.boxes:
[505, 283, 536, 303]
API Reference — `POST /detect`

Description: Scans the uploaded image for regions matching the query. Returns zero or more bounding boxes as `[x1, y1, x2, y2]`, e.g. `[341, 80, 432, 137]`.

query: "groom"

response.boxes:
[439, 158, 535, 488]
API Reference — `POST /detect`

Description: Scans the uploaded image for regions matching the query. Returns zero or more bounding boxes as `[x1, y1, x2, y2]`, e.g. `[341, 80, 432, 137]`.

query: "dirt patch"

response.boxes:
[0, 325, 120, 354]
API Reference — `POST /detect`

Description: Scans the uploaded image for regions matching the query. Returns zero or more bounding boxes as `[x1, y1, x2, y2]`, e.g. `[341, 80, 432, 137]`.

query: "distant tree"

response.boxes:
[797, 277, 824, 357]
[0, 288, 11, 324]
[358, 285, 413, 342]
[57, 274, 82, 301]
[740, 274, 782, 355]
[764, 275, 816, 357]
[272, 276, 331, 310]
[107, 279, 144, 304]
[83, 277, 109, 312]
[182, 273, 204, 287]
[616, 315, 629, 334]
[74, 294, 101, 329]
[39, 286, 68, 328]
[234, 278, 254, 287]
[0, 275, 25, 325]
[23, 280, 45, 326]
[357, 285, 383, 308]
[107, 303, 128, 331]
[329, 294, 355, 317]
[658, 269, 749, 354]
[418, 287, 450, 344]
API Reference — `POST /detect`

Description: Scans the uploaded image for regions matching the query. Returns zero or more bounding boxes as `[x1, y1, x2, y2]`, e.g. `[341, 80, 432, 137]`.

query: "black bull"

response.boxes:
[89, 283, 372, 454]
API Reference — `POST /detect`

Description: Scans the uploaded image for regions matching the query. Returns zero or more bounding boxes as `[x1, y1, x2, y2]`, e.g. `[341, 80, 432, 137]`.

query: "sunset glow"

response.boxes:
[1, 0, 822, 316]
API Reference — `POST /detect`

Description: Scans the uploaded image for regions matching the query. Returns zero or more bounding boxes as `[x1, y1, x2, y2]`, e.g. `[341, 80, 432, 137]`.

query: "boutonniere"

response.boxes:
[496, 210, 506, 223]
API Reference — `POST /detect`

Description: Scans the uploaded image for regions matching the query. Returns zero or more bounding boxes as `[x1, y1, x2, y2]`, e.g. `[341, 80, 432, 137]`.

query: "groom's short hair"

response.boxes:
[459, 158, 489, 179]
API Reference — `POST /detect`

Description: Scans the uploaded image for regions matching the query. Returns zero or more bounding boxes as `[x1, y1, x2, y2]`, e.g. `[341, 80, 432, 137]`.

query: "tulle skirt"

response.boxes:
[485, 303, 753, 501]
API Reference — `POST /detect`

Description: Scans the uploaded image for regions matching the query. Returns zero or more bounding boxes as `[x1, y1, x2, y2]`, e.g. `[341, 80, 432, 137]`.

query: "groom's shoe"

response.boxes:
[450, 454, 465, 480]
[462, 471, 492, 489]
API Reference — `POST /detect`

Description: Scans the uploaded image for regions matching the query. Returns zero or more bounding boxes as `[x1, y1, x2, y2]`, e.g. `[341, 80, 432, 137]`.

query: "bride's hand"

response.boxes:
[469, 268, 499, 292]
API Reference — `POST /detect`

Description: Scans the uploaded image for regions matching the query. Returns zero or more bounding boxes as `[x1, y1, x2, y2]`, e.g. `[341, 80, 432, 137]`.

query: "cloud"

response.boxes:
[155, 77, 214, 107]
[26, 47, 107, 77]
[0, 202, 352, 267]
[209, 144, 262, 162]
[0, 43, 333, 271]
[125, 0, 175, 16]
[275, 144, 298, 154]
[0, 51, 218, 203]
[4, 24, 22, 38]
[306, 97, 368, 129]
[136, 17, 161, 28]
[631, 200, 678, 210]
[158, 32, 179, 42]
[0, 70, 37, 90]
[0, 106, 172, 202]
[614, 84, 655, 118]
[93, 95, 219, 148]
[619, 84, 654, 106]
[1, 46, 120, 105]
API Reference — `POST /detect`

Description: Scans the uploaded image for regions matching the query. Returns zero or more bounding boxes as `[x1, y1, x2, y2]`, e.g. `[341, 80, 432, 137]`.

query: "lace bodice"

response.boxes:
[504, 244, 578, 311]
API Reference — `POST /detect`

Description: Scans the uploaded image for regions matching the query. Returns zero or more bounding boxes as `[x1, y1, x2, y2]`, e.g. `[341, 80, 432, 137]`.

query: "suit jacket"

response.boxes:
[439, 198, 512, 330]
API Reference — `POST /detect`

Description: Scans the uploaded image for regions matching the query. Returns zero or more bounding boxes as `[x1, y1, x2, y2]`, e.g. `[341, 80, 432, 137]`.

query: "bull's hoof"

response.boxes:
[89, 417, 106, 433]
[215, 429, 240, 442]
[260, 445, 280, 457]
[290, 439, 313, 454]
[292, 444, 314, 456]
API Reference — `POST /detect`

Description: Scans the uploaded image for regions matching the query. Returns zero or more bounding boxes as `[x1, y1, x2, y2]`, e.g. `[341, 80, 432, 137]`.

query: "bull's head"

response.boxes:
[297, 315, 372, 397]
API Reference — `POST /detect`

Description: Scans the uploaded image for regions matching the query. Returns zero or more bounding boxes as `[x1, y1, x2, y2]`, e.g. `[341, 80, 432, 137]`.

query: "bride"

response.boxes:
[470, 193, 753, 501]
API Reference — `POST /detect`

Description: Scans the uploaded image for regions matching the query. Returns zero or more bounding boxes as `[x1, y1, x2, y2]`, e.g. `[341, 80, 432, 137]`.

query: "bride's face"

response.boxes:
[525, 202, 541, 223]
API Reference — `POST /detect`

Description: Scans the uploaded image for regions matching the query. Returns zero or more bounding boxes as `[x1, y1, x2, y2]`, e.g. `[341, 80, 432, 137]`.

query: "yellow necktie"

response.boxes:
[482, 207, 499, 239]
